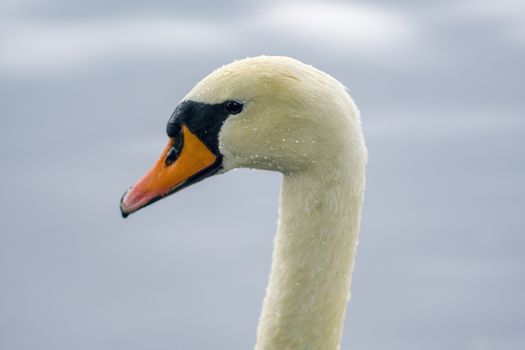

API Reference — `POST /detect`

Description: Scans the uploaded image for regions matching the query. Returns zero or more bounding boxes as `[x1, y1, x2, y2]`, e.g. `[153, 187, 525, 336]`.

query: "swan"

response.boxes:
[120, 56, 367, 350]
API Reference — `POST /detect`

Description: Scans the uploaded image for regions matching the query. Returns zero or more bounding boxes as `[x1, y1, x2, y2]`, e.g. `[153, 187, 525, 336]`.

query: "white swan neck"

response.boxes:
[255, 167, 364, 350]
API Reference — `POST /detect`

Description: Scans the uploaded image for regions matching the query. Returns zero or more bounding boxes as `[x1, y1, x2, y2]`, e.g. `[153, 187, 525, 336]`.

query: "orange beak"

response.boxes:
[120, 125, 218, 217]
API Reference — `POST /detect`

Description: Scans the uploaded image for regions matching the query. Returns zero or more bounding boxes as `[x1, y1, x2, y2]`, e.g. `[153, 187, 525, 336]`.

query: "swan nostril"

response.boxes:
[165, 146, 178, 166]
[165, 129, 184, 166]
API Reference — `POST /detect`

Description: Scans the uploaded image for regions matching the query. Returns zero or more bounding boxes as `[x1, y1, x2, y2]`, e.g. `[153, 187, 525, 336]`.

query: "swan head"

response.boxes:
[120, 56, 365, 217]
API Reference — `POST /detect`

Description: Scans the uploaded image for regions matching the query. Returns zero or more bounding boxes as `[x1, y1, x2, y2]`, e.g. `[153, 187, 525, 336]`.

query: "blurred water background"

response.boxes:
[1, 1, 524, 349]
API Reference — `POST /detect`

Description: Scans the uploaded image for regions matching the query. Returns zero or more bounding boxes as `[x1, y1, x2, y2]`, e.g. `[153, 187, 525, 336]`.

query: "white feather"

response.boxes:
[187, 56, 367, 350]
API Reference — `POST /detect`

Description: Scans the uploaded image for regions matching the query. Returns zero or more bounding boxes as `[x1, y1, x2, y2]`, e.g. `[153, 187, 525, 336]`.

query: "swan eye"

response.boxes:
[224, 100, 243, 114]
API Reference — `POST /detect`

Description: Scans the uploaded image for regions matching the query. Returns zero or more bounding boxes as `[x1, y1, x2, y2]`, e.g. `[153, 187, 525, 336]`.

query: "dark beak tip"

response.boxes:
[120, 189, 131, 219]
